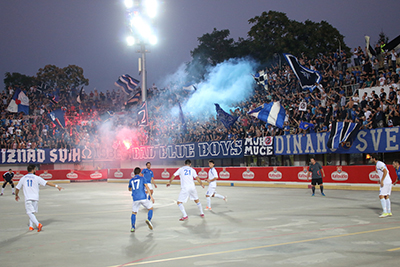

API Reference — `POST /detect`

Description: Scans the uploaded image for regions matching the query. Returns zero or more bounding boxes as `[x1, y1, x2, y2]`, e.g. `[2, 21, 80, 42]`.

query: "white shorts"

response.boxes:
[132, 199, 153, 213]
[146, 183, 153, 191]
[25, 200, 38, 214]
[206, 185, 216, 196]
[379, 184, 392, 196]
[177, 187, 199, 203]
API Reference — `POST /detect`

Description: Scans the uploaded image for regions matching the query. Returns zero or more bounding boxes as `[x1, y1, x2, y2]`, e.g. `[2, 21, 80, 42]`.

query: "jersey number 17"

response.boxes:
[131, 179, 140, 190]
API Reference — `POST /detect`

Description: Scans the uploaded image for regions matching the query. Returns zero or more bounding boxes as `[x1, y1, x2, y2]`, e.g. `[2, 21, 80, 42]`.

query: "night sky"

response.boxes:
[0, 0, 398, 93]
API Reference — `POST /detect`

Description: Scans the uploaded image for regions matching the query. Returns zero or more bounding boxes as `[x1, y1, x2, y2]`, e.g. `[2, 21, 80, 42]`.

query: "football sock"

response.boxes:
[29, 219, 33, 227]
[214, 194, 224, 199]
[147, 210, 153, 221]
[206, 197, 211, 208]
[386, 198, 391, 213]
[320, 186, 324, 193]
[380, 198, 387, 213]
[131, 214, 136, 228]
[312, 186, 315, 194]
[12, 187, 15, 193]
[178, 204, 187, 217]
[27, 213, 39, 227]
[1, 188, 4, 194]
[197, 202, 204, 214]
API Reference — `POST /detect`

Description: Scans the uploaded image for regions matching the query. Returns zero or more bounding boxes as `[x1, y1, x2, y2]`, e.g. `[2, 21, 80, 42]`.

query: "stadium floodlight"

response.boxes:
[130, 16, 154, 44]
[149, 35, 157, 45]
[126, 36, 135, 46]
[124, 0, 134, 9]
[144, 0, 157, 18]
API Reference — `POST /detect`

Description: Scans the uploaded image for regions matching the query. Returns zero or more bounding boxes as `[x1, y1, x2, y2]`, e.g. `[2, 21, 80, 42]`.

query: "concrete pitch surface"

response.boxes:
[1, 182, 400, 267]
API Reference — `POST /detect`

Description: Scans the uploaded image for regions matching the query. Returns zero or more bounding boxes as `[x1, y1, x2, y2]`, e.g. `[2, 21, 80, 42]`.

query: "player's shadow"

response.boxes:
[0, 231, 32, 249]
[38, 218, 59, 227]
[317, 195, 360, 201]
[181, 219, 222, 239]
[210, 209, 242, 224]
[389, 201, 400, 206]
[362, 205, 385, 214]
[125, 233, 156, 257]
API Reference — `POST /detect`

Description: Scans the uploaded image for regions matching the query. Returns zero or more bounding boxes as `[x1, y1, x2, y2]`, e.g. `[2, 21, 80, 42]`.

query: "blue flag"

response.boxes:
[49, 109, 66, 128]
[248, 102, 286, 129]
[215, 104, 238, 129]
[137, 102, 148, 127]
[299, 121, 314, 130]
[283, 53, 321, 92]
[125, 91, 141, 106]
[327, 122, 361, 150]
[115, 74, 140, 95]
[178, 101, 187, 133]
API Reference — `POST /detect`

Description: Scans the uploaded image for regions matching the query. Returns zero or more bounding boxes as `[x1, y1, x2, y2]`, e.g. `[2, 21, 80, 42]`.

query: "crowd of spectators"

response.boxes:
[1, 46, 400, 150]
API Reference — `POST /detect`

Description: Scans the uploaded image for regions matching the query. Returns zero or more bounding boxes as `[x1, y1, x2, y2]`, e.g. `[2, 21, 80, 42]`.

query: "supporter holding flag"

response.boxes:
[125, 91, 141, 106]
[248, 101, 286, 129]
[49, 109, 66, 128]
[283, 53, 321, 92]
[115, 74, 139, 95]
[76, 87, 84, 104]
[178, 101, 187, 133]
[299, 121, 315, 130]
[252, 70, 268, 89]
[6, 88, 29, 114]
[214, 104, 238, 129]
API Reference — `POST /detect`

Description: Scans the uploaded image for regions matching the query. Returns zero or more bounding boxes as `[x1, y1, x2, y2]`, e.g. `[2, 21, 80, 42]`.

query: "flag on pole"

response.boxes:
[77, 87, 84, 104]
[125, 91, 141, 106]
[49, 109, 66, 128]
[365, 36, 376, 58]
[327, 122, 361, 150]
[182, 83, 197, 91]
[299, 121, 314, 130]
[115, 74, 139, 95]
[178, 101, 187, 133]
[214, 103, 238, 129]
[253, 70, 268, 89]
[7, 88, 29, 114]
[283, 53, 321, 92]
[137, 102, 148, 126]
[248, 102, 286, 129]
[384, 34, 400, 52]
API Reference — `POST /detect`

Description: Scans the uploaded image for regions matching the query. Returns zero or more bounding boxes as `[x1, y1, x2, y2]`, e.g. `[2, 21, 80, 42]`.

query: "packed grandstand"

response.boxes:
[1, 48, 400, 150]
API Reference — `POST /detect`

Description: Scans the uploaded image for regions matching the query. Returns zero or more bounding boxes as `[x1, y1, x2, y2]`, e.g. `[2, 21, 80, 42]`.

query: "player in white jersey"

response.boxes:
[205, 160, 227, 210]
[371, 154, 393, 218]
[166, 159, 205, 221]
[15, 165, 63, 232]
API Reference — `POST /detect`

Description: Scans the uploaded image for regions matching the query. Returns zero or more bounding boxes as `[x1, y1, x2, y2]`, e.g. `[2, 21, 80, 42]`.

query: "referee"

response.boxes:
[307, 157, 326, 196]
[2, 169, 15, 196]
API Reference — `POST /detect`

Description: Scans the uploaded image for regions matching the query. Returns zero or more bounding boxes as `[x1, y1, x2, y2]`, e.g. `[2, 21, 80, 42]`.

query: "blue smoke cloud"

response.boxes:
[183, 58, 257, 117]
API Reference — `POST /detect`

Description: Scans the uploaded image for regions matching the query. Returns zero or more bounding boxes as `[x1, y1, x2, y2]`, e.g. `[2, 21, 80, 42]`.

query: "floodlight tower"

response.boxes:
[124, 0, 158, 102]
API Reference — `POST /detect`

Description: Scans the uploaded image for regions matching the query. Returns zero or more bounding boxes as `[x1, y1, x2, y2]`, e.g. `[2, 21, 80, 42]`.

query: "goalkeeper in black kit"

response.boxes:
[2, 169, 15, 195]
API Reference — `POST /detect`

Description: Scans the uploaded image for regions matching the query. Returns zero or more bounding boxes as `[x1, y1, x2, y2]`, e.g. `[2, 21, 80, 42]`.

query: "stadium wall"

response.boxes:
[2, 166, 398, 191]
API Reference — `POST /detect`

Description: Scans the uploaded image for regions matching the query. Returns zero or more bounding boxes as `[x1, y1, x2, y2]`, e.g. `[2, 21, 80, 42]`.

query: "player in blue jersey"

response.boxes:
[141, 162, 157, 199]
[393, 160, 400, 186]
[128, 167, 154, 232]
